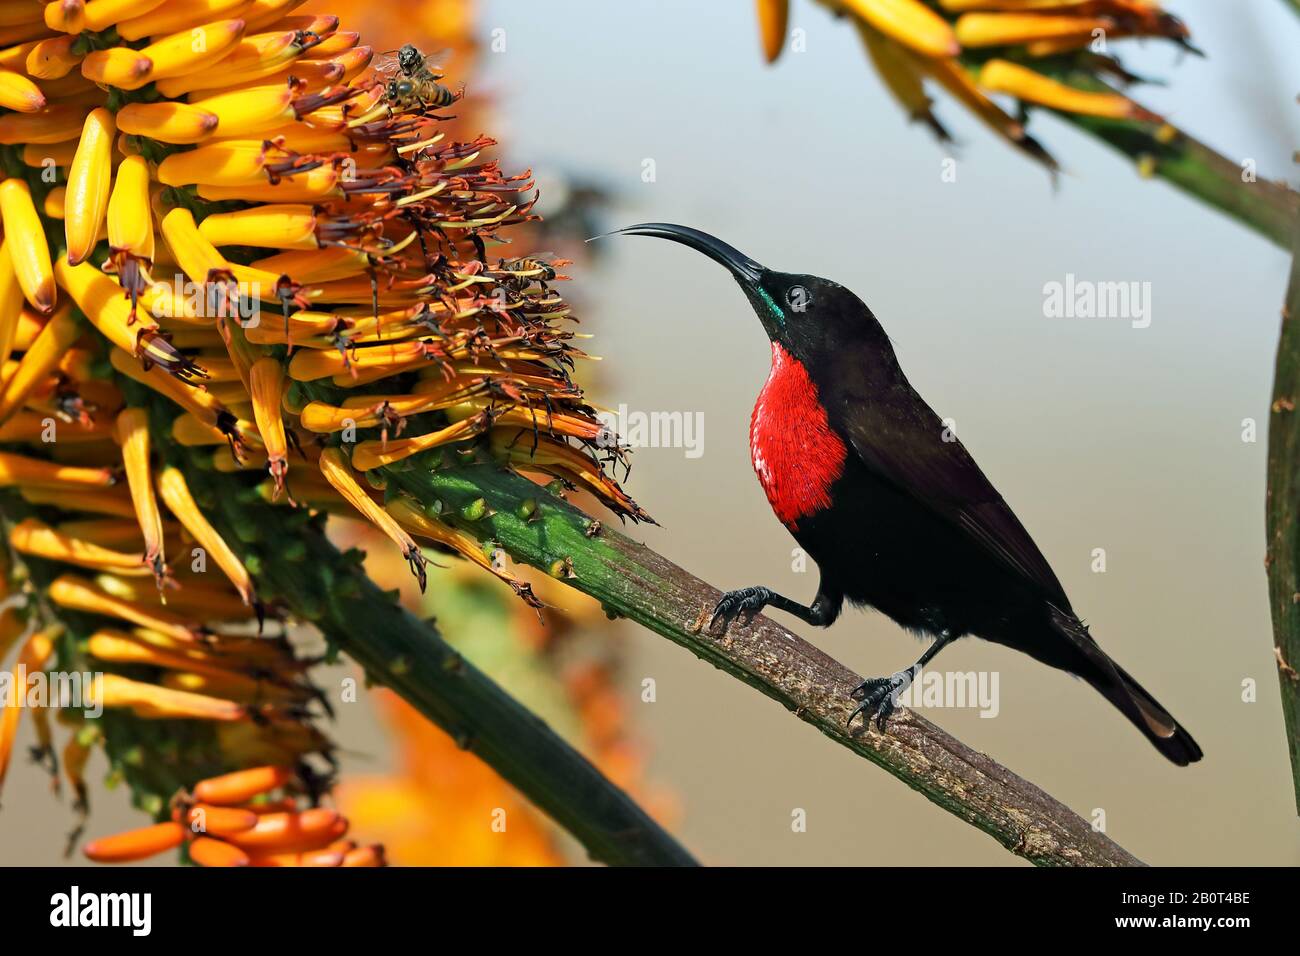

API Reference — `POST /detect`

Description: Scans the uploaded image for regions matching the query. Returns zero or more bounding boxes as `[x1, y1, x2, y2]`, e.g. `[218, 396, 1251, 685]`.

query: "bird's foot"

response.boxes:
[848, 668, 916, 731]
[709, 586, 772, 633]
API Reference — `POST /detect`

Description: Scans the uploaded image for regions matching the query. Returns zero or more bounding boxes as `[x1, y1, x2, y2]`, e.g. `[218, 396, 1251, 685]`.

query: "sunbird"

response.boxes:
[606, 223, 1201, 765]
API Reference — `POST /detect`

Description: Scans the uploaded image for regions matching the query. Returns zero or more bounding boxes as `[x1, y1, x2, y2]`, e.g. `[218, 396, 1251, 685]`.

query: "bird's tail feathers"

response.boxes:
[1086, 655, 1203, 767]
[1046, 605, 1202, 766]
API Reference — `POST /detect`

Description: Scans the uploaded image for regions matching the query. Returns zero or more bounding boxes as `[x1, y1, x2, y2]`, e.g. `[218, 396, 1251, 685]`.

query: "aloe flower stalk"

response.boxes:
[755, 0, 1299, 245]
[0, 0, 677, 868]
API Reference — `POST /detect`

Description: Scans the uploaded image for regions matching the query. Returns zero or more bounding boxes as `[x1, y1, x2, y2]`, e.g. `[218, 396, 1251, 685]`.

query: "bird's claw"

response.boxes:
[848, 669, 914, 732]
[709, 586, 770, 633]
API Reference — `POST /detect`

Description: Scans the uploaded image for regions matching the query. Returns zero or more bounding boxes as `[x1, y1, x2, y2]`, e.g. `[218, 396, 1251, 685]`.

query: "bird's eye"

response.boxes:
[786, 285, 812, 313]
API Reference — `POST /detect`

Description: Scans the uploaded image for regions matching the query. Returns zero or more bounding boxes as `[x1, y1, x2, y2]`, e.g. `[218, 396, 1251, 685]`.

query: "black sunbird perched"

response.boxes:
[604, 223, 1202, 766]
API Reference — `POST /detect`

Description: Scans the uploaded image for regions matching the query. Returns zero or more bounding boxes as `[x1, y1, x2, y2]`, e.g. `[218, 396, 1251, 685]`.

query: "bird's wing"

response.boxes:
[823, 365, 1068, 603]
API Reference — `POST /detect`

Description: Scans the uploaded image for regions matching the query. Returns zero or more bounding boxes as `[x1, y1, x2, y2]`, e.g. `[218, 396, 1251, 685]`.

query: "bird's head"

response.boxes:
[597, 223, 864, 360]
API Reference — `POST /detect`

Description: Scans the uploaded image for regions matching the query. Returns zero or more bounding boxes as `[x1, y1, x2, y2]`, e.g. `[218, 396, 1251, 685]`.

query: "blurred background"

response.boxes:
[4, 0, 1299, 865]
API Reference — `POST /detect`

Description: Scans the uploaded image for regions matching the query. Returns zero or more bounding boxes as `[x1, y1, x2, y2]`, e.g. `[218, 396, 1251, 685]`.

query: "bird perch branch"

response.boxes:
[386, 463, 1143, 866]
[1265, 204, 1300, 814]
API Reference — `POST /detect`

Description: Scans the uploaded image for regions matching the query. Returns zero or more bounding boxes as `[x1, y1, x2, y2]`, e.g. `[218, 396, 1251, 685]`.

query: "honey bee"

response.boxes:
[373, 42, 455, 110]
[498, 256, 563, 291]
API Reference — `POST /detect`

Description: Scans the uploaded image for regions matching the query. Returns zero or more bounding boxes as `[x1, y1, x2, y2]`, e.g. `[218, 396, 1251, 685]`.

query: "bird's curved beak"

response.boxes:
[592, 222, 765, 285]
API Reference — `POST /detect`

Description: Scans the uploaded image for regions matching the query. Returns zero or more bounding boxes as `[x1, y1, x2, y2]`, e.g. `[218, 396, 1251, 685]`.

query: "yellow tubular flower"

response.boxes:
[82, 0, 169, 32]
[978, 59, 1159, 120]
[0, 242, 24, 369]
[755, 0, 789, 64]
[56, 518, 148, 549]
[287, 341, 428, 383]
[163, 671, 311, 707]
[80, 47, 153, 88]
[251, 246, 368, 284]
[304, 31, 359, 59]
[953, 11, 1112, 46]
[88, 672, 246, 721]
[90, 632, 295, 692]
[387, 497, 542, 608]
[856, 19, 950, 141]
[0, 179, 55, 313]
[64, 107, 115, 266]
[172, 412, 254, 446]
[26, 35, 82, 80]
[491, 430, 651, 520]
[319, 447, 427, 591]
[0, 302, 80, 425]
[297, 388, 479, 434]
[241, 0, 311, 31]
[0, 410, 111, 444]
[245, 309, 342, 348]
[186, 84, 295, 138]
[155, 467, 257, 608]
[55, 258, 198, 377]
[115, 0, 249, 40]
[154, 30, 304, 97]
[48, 574, 199, 642]
[214, 319, 257, 395]
[0, 103, 89, 144]
[108, 348, 244, 451]
[9, 519, 150, 575]
[199, 205, 319, 251]
[0, 451, 114, 490]
[138, 18, 247, 83]
[248, 357, 288, 495]
[114, 407, 167, 585]
[115, 101, 220, 144]
[0, 3, 45, 30]
[351, 417, 485, 471]
[156, 139, 285, 188]
[332, 46, 372, 82]
[0, 67, 44, 112]
[106, 154, 154, 262]
[22, 143, 76, 172]
[195, 165, 342, 203]
[158, 206, 235, 284]
[843, 0, 961, 57]
[44, 0, 87, 34]
[910, 51, 1055, 168]
[20, 484, 135, 518]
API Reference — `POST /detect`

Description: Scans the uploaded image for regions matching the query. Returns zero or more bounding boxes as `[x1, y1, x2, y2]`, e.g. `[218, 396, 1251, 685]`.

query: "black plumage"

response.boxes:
[607, 223, 1201, 766]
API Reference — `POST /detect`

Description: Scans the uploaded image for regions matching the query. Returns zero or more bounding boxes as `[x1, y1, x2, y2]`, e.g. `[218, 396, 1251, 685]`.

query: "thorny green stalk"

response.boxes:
[385, 463, 1143, 866]
[1059, 107, 1298, 250]
[1265, 209, 1300, 813]
[1020, 65, 1299, 249]
[150, 420, 697, 867]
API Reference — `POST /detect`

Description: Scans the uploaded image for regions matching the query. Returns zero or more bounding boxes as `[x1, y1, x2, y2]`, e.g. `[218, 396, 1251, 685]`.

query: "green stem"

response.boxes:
[171, 458, 697, 867]
[1265, 208, 1300, 814]
[387, 464, 1143, 866]
[1060, 110, 1298, 249]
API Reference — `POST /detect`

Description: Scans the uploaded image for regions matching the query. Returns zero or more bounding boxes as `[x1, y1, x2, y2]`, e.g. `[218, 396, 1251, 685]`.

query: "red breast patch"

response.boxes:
[749, 342, 847, 529]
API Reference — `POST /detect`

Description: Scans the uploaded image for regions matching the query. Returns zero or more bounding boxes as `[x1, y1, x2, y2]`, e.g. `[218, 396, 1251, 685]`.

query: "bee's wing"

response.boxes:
[420, 48, 451, 77]
[506, 253, 558, 271]
[371, 51, 401, 79]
